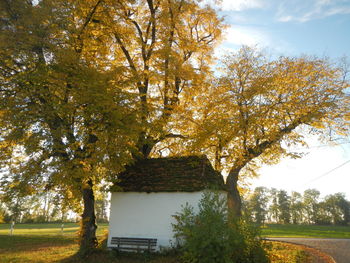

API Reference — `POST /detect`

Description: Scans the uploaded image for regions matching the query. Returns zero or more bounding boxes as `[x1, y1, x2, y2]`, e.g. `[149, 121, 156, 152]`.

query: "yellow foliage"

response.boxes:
[0, 0, 226, 217]
[163, 47, 350, 186]
[1, 1, 348, 220]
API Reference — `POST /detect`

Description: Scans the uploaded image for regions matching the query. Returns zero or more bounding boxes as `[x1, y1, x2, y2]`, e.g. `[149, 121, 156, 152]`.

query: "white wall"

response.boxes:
[108, 191, 225, 250]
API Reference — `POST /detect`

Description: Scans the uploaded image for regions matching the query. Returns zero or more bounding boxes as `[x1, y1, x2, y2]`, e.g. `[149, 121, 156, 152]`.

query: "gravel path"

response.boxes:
[268, 238, 350, 263]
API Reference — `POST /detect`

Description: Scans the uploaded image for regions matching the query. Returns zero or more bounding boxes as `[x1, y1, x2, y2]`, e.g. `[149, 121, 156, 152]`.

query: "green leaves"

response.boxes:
[172, 191, 268, 263]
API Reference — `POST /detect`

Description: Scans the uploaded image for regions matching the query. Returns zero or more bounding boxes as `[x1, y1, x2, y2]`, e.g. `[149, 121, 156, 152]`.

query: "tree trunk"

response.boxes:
[80, 179, 98, 254]
[133, 129, 155, 160]
[226, 167, 242, 218]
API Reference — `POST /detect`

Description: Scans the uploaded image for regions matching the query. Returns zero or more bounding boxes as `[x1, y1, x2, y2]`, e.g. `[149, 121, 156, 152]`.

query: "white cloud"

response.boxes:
[213, 26, 271, 60]
[224, 25, 270, 46]
[218, 25, 295, 56]
[220, 0, 264, 11]
[277, 0, 350, 22]
[209, 0, 350, 22]
[278, 15, 293, 22]
[326, 6, 350, 16]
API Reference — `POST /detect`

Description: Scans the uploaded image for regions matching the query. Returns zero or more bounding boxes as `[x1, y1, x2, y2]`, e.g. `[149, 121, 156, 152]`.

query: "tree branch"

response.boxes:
[76, 0, 103, 53]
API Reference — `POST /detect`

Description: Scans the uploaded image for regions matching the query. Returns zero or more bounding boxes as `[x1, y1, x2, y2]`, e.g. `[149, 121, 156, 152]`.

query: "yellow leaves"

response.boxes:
[177, 46, 350, 179]
[79, 161, 91, 172]
[8, 181, 20, 190]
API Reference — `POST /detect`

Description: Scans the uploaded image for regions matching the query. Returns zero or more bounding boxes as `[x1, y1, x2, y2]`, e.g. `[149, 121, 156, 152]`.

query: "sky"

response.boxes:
[213, 0, 350, 199]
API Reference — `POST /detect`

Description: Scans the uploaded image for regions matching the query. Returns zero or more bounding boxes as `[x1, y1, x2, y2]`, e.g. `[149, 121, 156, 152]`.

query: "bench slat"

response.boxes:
[110, 237, 157, 252]
[111, 241, 157, 245]
[111, 239, 157, 243]
[111, 237, 157, 242]
[111, 239, 157, 244]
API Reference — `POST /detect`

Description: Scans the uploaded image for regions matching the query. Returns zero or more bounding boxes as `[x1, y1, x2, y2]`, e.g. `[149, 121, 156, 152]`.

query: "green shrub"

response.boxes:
[172, 191, 268, 263]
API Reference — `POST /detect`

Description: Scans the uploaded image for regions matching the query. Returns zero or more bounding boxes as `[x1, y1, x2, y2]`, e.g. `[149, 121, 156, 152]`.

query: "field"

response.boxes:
[0, 223, 179, 263]
[261, 224, 350, 238]
[0, 222, 102, 236]
[0, 223, 343, 263]
[0, 223, 110, 263]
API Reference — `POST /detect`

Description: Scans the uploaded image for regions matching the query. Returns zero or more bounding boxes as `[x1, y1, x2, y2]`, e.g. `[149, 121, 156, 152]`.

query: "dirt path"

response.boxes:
[268, 238, 350, 263]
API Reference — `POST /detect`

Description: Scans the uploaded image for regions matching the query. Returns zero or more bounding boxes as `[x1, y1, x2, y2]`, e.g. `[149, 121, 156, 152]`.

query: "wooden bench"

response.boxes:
[111, 237, 157, 252]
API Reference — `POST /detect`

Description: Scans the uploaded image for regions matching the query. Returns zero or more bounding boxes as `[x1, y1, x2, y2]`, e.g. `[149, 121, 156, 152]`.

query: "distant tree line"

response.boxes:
[244, 187, 350, 226]
[0, 190, 109, 224]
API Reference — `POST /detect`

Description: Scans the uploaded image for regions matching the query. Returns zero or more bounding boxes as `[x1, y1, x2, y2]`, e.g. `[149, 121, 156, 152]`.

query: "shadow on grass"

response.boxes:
[58, 238, 181, 263]
[0, 233, 180, 263]
[0, 234, 75, 252]
[59, 250, 182, 263]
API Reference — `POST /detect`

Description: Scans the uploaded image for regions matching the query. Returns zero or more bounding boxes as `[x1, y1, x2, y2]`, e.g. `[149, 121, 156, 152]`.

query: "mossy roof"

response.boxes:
[115, 156, 226, 192]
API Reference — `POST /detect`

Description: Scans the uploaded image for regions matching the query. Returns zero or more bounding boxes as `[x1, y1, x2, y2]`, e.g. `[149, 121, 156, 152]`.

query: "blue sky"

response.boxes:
[213, 0, 350, 198]
[217, 0, 350, 58]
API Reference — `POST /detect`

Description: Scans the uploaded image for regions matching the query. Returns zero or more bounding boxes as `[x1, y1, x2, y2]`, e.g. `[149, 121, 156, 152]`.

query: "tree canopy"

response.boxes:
[0, 0, 225, 252]
[0, 0, 139, 251]
[170, 47, 350, 216]
[98, 0, 225, 157]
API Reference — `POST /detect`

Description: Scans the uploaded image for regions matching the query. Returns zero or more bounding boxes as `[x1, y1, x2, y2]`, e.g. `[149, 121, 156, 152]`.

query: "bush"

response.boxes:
[172, 191, 268, 263]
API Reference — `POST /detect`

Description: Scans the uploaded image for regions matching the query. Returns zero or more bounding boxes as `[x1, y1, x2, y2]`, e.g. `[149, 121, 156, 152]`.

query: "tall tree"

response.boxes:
[0, 0, 138, 252]
[323, 193, 350, 225]
[277, 190, 290, 224]
[94, 0, 225, 158]
[178, 47, 349, 216]
[246, 187, 269, 224]
[268, 188, 279, 223]
[95, 190, 109, 223]
[303, 189, 320, 224]
[290, 191, 304, 224]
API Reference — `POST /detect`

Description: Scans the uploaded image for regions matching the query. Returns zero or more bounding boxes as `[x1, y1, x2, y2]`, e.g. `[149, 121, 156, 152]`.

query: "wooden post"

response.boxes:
[10, 221, 15, 235]
[61, 223, 64, 234]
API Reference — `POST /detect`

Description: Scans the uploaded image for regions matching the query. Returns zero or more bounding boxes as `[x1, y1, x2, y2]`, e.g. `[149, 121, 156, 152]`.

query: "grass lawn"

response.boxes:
[0, 223, 109, 263]
[0, 222, 97, 236]
[261, 224, 350, 238]
[0, 223, 332, 263]
[0, 223, 181, 263]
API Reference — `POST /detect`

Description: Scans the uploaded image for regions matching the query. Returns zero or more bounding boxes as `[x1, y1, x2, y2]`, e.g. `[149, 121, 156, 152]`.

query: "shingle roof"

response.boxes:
[115, 156, 226, 192]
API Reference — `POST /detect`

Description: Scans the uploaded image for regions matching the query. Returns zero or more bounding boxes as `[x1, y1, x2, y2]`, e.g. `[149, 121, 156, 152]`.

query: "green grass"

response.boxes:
[0, 223, 334, 262]
[0, 223, 180, 263]
[0, 223, 109, 263]
[0, 223, 108, 263]
[0, 222, 108, 236]
[261, 224, 350, 238]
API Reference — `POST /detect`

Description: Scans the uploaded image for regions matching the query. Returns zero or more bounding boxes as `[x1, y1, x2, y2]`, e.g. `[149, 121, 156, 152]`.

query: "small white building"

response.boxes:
[107, 156, 226, 251]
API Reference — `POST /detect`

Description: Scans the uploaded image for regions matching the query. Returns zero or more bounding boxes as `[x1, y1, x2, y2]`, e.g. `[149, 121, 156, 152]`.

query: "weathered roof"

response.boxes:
[115, 156, 226, 192]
